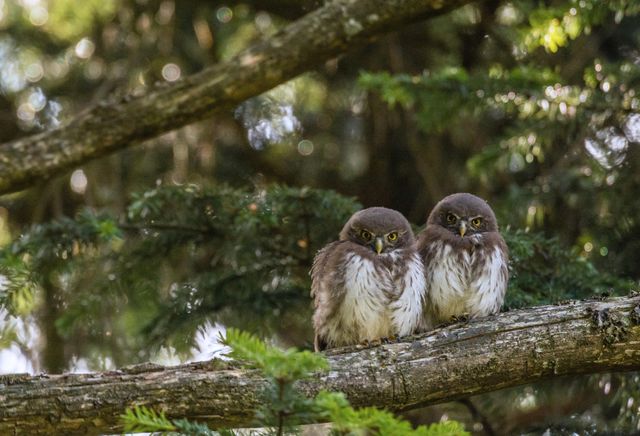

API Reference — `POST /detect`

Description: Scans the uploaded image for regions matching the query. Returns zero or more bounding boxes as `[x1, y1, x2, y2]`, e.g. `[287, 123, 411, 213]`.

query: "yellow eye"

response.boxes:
[360, 230, 372, 241]
[387, 232, 398, 242]
[446, 213, 457, 224]
[472, 217, 482, 227]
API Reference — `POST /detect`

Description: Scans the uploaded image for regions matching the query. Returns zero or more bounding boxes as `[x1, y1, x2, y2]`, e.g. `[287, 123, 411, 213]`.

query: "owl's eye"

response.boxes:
[446, 213, 457, 224]
[387, 232, 398, 242]
[471, 217, 482, 227]
[360, 230, 372, 241]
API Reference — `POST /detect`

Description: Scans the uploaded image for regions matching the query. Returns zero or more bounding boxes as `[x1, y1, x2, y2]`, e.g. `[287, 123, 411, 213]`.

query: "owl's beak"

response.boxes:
[374, 237, 384, 254]
[458, 221, 467, 237]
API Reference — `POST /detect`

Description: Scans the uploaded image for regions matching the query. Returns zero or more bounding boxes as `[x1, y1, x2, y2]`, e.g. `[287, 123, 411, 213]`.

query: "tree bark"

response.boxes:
[0, 0, 476, 195]
[1, 296, 639, 435]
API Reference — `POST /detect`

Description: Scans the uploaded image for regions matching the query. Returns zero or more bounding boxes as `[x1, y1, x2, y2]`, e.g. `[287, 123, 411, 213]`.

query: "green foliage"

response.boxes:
[224, 328, 328, 432]
[315, 391, 469, 436]
[45, 0, 118, 41]
[127, 184, 358, 350]
[122, 405, 234, 435]
[223, 328, 328, 380]
[0, 210, 121, 316]
[504, 229, 635, 308]
[360, 66, 562, 133]
[522, 1, 640, 53]
[0, 185, 359, 361]
[360, 1, 640, 284]
[121, 405, 177, 433]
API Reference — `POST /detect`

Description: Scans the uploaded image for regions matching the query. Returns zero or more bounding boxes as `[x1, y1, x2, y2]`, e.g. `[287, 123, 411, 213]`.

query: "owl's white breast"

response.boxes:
[336, 253, 394, 342]
[390, 252, 426, 336]
[468, 246, 508, 315]
[427, 239, 506, 323]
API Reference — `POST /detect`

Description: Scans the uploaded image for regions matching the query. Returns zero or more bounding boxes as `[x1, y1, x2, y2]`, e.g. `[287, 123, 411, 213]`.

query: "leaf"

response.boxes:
[120, 405, 176, 433]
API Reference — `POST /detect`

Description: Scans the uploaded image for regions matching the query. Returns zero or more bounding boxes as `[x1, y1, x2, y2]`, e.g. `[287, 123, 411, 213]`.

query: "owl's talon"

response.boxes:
[450, 313, 470, 323]
[361, 338, 383, 347]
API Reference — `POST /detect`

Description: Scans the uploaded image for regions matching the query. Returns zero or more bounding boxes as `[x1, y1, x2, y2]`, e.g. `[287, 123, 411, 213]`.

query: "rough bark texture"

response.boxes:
[0, 0, 475, 195]
[1, 296, 640, 435]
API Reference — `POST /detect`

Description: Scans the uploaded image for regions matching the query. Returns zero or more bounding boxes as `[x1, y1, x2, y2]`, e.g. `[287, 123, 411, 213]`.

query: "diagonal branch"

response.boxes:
[0, 0, 477, 195]
[1, 295, 639, 435]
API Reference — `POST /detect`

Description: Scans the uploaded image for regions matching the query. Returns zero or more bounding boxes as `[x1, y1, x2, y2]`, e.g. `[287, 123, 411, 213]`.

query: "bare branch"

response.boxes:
[1, 296, 639, 435]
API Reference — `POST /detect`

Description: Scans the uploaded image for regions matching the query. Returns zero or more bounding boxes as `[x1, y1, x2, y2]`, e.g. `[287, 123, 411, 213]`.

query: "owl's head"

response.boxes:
[340, 207, 414, 254]
[427, 193, 499, 237]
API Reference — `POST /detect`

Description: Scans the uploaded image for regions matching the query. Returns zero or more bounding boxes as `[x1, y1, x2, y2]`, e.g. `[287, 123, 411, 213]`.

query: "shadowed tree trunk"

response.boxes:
[1, 295, 639, 435]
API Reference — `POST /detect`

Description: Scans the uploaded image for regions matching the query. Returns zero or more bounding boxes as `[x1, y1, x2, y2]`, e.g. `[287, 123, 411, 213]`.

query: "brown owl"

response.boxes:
[417, 193, 508, 329]
[311, 207, 426, 351]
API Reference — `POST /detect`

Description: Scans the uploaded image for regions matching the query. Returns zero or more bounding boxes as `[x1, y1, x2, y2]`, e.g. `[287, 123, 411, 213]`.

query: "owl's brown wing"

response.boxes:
[468, 231, 509, 315]
[310, 241, 350, 351]
[310, 241, 339, 298]
[415, 227, 442, 330]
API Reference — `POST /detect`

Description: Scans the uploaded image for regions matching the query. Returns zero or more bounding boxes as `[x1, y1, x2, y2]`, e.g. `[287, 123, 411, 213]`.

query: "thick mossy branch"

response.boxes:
[0, 0, 476, 194]
[1, 296, 639, 435]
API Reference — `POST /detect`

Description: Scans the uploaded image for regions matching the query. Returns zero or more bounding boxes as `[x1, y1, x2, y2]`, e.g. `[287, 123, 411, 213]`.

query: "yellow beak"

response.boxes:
[374, 237, 384, 254]
[459, 221, 467, 237]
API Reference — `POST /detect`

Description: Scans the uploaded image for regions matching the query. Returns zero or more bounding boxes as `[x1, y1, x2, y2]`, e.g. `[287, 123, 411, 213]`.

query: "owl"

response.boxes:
[417, 193, 508, 329]
[310, 207, 426, 351]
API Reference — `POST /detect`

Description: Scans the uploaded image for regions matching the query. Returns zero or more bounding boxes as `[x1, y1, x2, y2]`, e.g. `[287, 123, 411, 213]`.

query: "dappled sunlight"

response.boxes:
[624, 113, 640, 142]
[190, 321, 229, 362]
[235, 82, 304, 149]
[236, 99, 301, 150]
[584, 127, 628, 169]
[0, 311, 39, 374]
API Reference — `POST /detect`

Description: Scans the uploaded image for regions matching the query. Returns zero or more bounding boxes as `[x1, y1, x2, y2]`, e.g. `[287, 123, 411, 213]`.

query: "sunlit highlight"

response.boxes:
[161, 63, 181, 82]
[216, 6, 232, 23]
[29, 6, 48, 26]
[74, 38, 95, 59]
[70, 169, 88, 194]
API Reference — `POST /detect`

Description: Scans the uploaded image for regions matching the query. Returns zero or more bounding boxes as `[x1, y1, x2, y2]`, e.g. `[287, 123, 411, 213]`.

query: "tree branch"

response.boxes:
[0, 0, 476, 195]
[1, 295, 640, 435]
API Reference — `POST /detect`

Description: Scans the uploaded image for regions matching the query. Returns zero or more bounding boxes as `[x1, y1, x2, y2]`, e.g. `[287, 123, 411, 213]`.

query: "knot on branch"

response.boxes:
[587, 307, 629, 348]
[630, 305, 640, 325]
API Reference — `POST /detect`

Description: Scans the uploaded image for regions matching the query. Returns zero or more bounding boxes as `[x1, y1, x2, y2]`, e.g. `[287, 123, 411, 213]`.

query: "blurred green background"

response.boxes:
[0, 0, 640, 433]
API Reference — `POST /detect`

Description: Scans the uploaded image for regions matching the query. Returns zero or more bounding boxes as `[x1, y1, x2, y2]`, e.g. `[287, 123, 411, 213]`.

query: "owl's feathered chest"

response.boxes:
[321, 249, 425, 346]
[425, 237, 507, 322]
[338, 253, 397, 335]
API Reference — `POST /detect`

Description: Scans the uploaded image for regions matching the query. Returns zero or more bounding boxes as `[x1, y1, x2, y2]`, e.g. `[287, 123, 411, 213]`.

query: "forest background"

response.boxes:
[1, 0, 640, 433]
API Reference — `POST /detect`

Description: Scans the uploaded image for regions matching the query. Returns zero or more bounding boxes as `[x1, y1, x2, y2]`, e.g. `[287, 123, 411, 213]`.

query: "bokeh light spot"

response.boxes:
[70, 169, 88, 194]
[297, 140, 314, 156]
[25, 62, 44, 82]
[255, 12, 271, 31]
[216, 6, 232, 23]
[161, 63, 181, 82]
[75, 38, 95, 59]
[17, 103, 35, 121]
[28, 88, 46, 111]
[29, 6, 48, 26]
